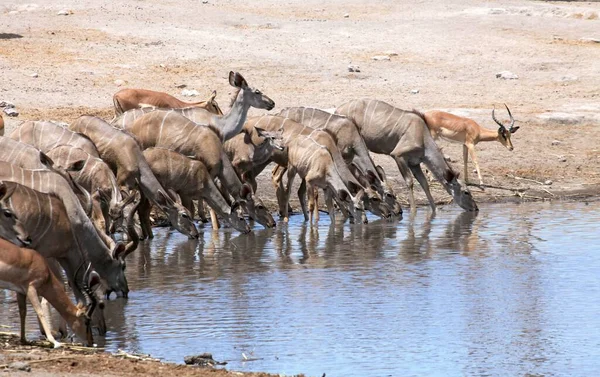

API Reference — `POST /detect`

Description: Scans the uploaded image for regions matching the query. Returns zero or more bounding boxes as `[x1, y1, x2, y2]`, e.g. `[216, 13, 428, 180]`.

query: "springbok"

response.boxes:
[117, 110, 273, 229]
[10, 121, 100, 157]
[69, 115, 198, 239]
[142, 148, 253, 232]
[0, 237, 98, 348]
[242, 115, 388, 222]
[46, 145, 126, 234]
[113, 71, 275, 142]
[424, 104, 519, 185]
[113, 89, 223, 117]
[277, 107, 402, 216]
[336, 99, 478, 213]
[0, 162, 130, 298]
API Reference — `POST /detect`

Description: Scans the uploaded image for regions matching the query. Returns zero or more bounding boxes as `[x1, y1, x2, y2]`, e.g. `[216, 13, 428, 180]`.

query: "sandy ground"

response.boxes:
[1, 0, 600, 374]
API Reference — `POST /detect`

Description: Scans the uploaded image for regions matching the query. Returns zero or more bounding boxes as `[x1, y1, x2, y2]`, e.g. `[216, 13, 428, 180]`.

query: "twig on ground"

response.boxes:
[116, 349, 160, 362]
[468, 182, 527, 192]
[507, 174, 544, 186]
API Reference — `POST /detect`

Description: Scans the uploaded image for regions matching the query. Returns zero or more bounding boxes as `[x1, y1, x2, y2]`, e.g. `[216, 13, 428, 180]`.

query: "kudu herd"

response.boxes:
[0, 70, 519, 347]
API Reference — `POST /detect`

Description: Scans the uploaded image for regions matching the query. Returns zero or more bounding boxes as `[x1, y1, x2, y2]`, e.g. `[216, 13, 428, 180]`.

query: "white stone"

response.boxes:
[348, 64, 360, 73]
[181, 89, 200, 97]
[496, 71, 519, 80]
[57, 10, 71, 16]
[372, 55, 391, 61]
[544, 180, 553, 185]
[29, 72, 38, 78]
[558, 156, 567, 163]
[551, 140, 561, 146]
[580, 37, 600, 44]
[343, 13, 350, 18]
[114, 79, 126, 86]
[410, 89, 420, 94]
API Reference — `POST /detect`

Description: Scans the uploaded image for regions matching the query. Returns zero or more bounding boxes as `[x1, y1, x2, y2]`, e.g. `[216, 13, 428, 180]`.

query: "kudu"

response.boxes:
[113, 71, 275, 142]
[46, 145, 126, 234]
[277, 107, 402, 216]
[425, 104, 519, 185]
[142, 148, 253, 232]
[113, 89, 223, 117]
[10, 121, 100, 157]
[0, 162, 130, 298]
[69, 115, 198, 239]
[117, 110, 273, 229]
[243, 115, 386, 222]
[336, 99, 478, 213]
[0, 236, 98, 348]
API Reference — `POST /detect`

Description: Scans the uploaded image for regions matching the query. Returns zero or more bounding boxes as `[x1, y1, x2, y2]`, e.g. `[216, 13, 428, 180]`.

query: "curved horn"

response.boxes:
[491, 105, 506, 130]
[504, 103, 515, 130]
[121, 199, 141, 259]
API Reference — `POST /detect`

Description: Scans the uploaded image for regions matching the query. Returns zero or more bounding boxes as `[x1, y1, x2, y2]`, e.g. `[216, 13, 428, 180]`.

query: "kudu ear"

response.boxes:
[444, 169, 457, 183]
[88, 270, 102, 290]
[209, 90, 217, 102]
[231, 200, 242, 212]
[338, 189, 352, 203]
[365, 170, 378, 185]
[229, 71, 248, 89]
[39, 152, 55, 168]
[0, 181, 16, 201]
[112, 243, 126, 260]
[510, 126, 520, 134]
[355, 188, 367, 201]
[157, 190, 175, 206]
[375, 165, 387, 182]
[67, 159, 86, 172]
[346, 180, 360, 195]
[239, 183, 253, 200]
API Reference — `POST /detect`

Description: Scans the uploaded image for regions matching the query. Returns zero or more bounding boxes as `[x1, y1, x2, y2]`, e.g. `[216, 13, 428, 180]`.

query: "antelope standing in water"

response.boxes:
[142, 148, 253, 232]
[277, 107, 402, 216]
[113, 71, 275, 142]
[424, 104, 519, 185]
[69, 115, 198, 239]
[118, 110, 273, 229]
[112, 89, 223, 117]
[336, 99, 478, 213]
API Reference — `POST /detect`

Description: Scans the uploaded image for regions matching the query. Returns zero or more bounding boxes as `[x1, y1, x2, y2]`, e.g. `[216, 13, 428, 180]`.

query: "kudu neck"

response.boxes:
[213, 90, 250, 141]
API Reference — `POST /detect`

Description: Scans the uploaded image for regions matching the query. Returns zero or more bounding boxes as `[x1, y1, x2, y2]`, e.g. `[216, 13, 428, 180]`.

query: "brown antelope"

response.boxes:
[0, 238, 98, 348]
[424, 104, 519, 185]
[142, 148, 253, 232]
[242, 115, 388, 222]
[113, 71, 275, 142]
[10, 121, 100, 157]
[117, 110, 273, 229]
[46, 145, 126, 234]
[336, 99, 478, 213]
[0, 162, 130, 298]
[0, 182, 32, 247]
[113, 89, 223, 117]
[69, 115, 198, 239]
[277, 107, 402, 216]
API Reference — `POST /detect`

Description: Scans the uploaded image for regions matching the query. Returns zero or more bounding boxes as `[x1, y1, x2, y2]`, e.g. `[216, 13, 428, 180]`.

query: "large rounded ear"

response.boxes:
[338, 189, 351, 203]
[365, 170, 378, 185]
[444, 170, 458, 183]
[112, 243, 126, 259]
[67, 159, 86, 172]
[157, 190, 175, 206]
[0, 181, 16, 201]
[231, 200, 242, 212]
[39, 152, 55, 167]
[346, 181, 359, 195]
[88, 270, 102, 290]
[228, 71, 248, 89]
[355, 189, 366, 201]
[510, 126, 520, 134]
[239, 183, 253, 200]
[375, 165, 387, 182]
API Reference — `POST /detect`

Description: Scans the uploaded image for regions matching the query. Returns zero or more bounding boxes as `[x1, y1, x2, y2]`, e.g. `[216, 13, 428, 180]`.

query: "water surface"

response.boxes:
[2, 201, 600, 377]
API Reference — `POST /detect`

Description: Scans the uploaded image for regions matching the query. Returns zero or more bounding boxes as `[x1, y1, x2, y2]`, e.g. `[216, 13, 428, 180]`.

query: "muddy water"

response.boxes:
[2, 201, 600, 376]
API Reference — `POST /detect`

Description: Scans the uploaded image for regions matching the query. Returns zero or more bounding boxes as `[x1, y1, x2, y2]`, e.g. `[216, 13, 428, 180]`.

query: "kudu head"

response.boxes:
[156, 190, 199, 239]
[492, 104, 519, 151]
[74, 265, 100, 346]
[0, 181, 32, 247]
[444, 170, 478, 212]
[375, 165, 402, 216]
[106, 190, 136, 234]
[254, 127, 285, 152]
[228, 200, 251, 234]
[239, 182, 274, 229]
[338, 187, 367, 224]
[349, 164, 391, 220]
[228, 71, 275, 111]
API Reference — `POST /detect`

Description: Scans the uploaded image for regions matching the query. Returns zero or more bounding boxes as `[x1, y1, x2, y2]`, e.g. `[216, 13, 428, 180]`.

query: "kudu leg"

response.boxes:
[298, 179, 309, 221]
[196, 200, 209, 223]
[138, 192, 154, 239]
[308, 185, 322, 223]
[393, 156, 416, 213]
[282, 167, 297, 222]
[408, 163, 436, 213]
[463, 144, 470, 184]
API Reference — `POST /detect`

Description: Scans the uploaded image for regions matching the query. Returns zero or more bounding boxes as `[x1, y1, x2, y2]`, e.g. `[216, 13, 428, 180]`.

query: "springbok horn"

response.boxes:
[504, 103, 516, 130]
[491, 105, 506, 130]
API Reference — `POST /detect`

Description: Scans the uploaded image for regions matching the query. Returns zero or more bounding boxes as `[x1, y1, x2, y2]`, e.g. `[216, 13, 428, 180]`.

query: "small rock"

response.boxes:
[551, 140, 561, 146]
[8, 361, 31, 372]
[0, 101, 15, 109]
[181, 89, 200, 97]
[496, 71, 519, 80]
[552, 35, 564, 41]
[558, 156, 567, 163]
[202, 0, 209, 3]
[410, 89, 420, 94]
[57, 10, 72, 16]
[444, 155, 453, 162]
[175, 84, 187, 89]
[114, 79, 126, 86]
[580, 37, 600, 44]
[184, 353, 227, 367]
[29, 72, 39, 78]
[347, 64, 360, 73]
[557, 74, 578, 82]
[343, 13, 350, 18]
[372, 55, 391, 61]
[544, 180, 553, 185]
[3, 108, 19, 117]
